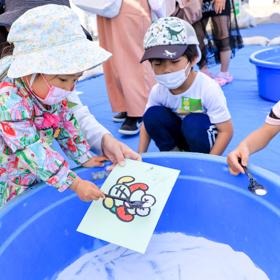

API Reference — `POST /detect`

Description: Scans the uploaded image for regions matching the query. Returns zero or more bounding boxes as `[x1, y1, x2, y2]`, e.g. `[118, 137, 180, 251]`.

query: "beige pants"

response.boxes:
[97, 0, 156, 117]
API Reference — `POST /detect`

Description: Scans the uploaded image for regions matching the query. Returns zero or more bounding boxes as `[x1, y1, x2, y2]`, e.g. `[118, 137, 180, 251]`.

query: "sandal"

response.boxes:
[214, 72, 233, 87]
[200, 69, 213, 79]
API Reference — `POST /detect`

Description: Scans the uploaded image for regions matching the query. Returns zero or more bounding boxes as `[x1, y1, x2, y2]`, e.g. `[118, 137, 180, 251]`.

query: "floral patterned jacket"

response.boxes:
[0, 77, 92, 204]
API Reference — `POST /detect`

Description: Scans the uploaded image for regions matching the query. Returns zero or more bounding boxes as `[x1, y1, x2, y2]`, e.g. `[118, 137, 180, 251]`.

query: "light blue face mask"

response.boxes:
[154, 62, 191, 90]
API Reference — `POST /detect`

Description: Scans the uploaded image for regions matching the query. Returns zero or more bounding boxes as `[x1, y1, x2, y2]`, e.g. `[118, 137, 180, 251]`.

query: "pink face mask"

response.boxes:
[27, 73, 74, 105]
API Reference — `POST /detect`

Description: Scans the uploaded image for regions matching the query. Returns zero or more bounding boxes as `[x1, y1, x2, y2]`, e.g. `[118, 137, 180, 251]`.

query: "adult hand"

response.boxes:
[227, 146, 250, 175]
[101, 133, 142, 170]
[212, 0, 226, 14]
[81, 155, 109, 168]
[69, 177, 105, 201]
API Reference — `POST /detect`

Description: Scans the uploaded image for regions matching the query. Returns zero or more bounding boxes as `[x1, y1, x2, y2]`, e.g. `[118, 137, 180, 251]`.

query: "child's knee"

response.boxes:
[182, 113, 205, 129]
[181, 113, 211, 140]
[143, 106, 172, 127]
[144, 106, 166, 119]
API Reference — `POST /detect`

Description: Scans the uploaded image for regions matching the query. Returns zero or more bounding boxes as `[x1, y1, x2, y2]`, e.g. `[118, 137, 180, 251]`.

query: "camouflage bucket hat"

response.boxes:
[140, 17, 201, 63]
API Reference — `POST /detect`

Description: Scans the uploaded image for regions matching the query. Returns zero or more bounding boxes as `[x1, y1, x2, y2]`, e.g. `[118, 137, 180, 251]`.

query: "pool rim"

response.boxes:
[1, 152, 280, 217]
[249, 46, 280, 69]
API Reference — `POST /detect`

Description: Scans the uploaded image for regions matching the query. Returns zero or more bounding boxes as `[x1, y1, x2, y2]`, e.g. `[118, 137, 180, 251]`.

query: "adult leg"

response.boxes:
[192, 18, 213, 78]
[211, 15, 233, 86]
[143, 106, 189, 152]
[97, 0, 156, 117]
[97, 16, 126, 114]
[211, 15, 232, 73]
[181, 113, 218, 153]
[220, 49, 232, 73]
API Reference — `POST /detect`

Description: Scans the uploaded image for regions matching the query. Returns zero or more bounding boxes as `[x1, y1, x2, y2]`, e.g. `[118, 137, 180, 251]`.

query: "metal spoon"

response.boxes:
[104, 194, 147, 208]
[238, 159, 267, 196]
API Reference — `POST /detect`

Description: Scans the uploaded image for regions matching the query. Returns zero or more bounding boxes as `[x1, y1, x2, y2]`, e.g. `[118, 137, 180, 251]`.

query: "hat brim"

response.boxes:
[7, 39, 112, 78]
[140, 44, 202, 64]
[140, 45, 188, 63]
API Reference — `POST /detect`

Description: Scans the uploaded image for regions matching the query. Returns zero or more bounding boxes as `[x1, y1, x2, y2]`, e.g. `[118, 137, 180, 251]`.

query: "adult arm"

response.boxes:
[67, 91, 141, 168]
[66, 91, 111, 156]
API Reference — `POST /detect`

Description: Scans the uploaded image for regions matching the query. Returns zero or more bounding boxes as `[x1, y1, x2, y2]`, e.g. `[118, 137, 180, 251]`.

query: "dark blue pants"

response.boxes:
[143, 106, 218, 153]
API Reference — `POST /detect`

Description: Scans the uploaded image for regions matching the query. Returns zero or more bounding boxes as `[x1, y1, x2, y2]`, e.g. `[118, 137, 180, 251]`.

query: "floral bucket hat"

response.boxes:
[140, 17, 201, 63]
[0, 4, 112, 78]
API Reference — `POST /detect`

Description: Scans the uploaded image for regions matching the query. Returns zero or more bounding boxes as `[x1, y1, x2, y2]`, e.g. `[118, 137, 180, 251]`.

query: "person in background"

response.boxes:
[138, 17, 233, 155]
[0, 4, 141, 207]
[97, 0, 157, 135]
[192, 0, 243, 86]
[0, 0, 92, 53]
[0, 0, 141, 169]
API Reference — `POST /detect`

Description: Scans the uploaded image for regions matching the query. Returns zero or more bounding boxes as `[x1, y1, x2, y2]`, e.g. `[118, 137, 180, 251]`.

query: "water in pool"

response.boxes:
[56, 233, 268, 280]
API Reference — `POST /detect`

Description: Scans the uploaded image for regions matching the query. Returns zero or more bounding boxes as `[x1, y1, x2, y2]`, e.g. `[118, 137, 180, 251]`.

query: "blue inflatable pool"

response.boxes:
[0, 153, 280, 279]
[250, 47, 280, 102]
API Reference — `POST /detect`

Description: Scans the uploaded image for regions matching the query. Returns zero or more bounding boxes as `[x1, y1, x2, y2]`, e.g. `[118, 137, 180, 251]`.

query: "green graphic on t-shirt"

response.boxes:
[181, 97, 202, 111]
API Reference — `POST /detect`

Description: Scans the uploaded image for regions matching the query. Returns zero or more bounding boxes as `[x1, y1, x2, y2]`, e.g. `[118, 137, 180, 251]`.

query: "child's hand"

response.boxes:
[101, 134, 142, 170]
[81, 155, 109, 168]
[69, 176, 105, 202]
[227, 146, 249, 176]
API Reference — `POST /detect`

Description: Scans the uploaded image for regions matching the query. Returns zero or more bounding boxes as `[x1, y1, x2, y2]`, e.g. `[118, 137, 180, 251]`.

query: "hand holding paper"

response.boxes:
[77, 159, 180, 253]
[69, 177, 105, 202]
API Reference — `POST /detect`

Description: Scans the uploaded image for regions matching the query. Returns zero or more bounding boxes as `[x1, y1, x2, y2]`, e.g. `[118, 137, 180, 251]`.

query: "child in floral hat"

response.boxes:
[138, 17, 233, 155]
[0, 4, 127, 207]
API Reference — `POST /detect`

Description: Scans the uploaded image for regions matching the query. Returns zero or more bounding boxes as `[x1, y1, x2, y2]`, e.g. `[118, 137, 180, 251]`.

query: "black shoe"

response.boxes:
[112, 112, 127, 122]
[118, 117, 142, 135]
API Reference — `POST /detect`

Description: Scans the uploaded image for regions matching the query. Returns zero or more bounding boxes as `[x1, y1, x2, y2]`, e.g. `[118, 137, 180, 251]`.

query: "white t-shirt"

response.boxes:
[67, 91, 111, 156]
[146, 72, 231, 124]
